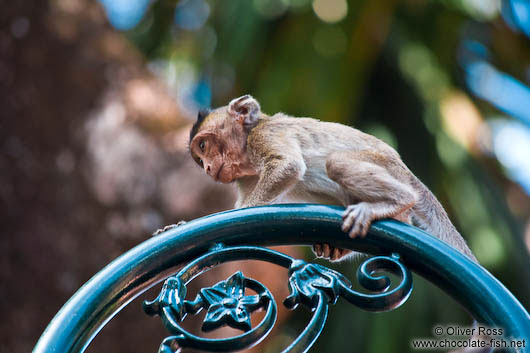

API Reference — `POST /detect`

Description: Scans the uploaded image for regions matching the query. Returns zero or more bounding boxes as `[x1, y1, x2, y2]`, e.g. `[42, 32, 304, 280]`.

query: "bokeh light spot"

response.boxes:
[464, 61, 530, 126]
[439, 91, 483, 151]
[462, 0, 500, 20]
[490, 120, 530, 194]
[398, 43, 449, 102]
[436, 131, 467, 168]
[502, 0, 530, 37]
[471, 227, 505, 267]
[312, 0, 348, 23]
[99, 0, 151, 30]
[174, 0, 211, 31]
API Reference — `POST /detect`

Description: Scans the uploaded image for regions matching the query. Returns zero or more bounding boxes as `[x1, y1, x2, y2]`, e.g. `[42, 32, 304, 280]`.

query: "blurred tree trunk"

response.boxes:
[0, 1, 298, 352]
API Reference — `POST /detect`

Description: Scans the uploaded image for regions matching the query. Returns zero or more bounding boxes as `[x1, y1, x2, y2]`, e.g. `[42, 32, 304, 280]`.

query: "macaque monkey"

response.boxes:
[188, 95, 477, 262]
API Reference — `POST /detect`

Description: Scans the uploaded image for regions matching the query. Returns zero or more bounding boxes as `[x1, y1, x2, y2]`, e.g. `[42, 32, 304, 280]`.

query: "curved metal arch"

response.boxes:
[33, 204, 530, 353]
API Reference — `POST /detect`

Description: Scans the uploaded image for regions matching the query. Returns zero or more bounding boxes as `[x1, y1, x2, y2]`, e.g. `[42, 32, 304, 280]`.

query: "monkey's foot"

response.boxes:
[341, 203, 374, 238]
[152, 220, 187, 236]
[313, 243, 351, 262]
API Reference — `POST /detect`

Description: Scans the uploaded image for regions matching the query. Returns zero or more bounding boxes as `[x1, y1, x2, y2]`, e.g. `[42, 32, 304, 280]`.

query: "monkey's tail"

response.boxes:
[409, 176, 477, 262]
[409, 180, 491, 353]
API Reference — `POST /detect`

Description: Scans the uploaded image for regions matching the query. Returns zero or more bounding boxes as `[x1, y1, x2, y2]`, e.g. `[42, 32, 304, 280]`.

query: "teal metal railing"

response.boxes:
[33, 204, 530, 353]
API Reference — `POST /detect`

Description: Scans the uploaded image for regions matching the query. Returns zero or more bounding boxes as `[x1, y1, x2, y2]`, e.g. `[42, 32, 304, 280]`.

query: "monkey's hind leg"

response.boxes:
[324, 151, 417, 258]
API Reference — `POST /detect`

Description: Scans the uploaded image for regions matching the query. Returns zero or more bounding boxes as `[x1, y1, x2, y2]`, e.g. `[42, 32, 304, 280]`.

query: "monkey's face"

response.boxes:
[190, 131, 227, 182]
[190, 127, 256, 184]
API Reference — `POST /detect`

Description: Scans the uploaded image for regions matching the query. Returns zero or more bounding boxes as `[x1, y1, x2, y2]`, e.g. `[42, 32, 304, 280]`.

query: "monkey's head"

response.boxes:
[189, 95, 261, 183]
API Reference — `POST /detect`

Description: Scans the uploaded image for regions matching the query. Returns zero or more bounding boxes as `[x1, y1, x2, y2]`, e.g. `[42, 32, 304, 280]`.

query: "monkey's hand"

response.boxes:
[152, 220, 187, 236]
[313, 243, 351, 262]
[314, 203, 392, 261]
[341, 202, 376, 238]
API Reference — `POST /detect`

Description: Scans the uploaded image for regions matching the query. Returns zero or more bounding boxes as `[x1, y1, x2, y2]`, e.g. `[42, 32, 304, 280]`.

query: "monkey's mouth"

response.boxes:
[214, 163, 225, 182]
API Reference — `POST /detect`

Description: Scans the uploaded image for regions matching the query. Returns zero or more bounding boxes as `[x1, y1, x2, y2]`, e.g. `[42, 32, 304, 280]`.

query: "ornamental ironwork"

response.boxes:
[143, 245, 413, 352]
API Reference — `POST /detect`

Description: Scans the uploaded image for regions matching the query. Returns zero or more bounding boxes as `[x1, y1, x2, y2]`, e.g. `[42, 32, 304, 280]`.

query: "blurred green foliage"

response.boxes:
[103, 0, 530, 351]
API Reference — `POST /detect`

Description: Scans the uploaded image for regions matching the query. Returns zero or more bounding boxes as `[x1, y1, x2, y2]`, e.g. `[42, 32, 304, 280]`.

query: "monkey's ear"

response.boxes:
[228, 95, 261, 129]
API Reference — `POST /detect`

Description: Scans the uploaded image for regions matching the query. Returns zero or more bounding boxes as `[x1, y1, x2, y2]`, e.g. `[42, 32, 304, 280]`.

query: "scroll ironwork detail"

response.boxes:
[143, 245, 413, 353]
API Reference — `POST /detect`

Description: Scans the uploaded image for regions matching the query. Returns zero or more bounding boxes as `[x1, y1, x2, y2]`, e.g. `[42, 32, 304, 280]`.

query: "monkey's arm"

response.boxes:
[240, 156, 306, 207]
[236, 133, 306, 207]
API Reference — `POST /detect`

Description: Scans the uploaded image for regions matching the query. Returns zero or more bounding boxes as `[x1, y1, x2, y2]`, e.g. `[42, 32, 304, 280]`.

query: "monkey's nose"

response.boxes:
[206, 165, 211, 173]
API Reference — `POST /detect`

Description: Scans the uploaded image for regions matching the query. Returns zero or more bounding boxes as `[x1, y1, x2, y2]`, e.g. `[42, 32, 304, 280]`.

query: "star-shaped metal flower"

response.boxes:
[197, 271, 265, 332]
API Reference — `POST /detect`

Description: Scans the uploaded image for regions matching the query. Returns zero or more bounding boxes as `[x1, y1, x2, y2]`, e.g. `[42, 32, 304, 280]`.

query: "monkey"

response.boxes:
[187, 94, 477, 263]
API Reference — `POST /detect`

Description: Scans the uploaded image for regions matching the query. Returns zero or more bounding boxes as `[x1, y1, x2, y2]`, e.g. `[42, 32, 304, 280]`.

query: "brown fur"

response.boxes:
[189, 95, 477, 262]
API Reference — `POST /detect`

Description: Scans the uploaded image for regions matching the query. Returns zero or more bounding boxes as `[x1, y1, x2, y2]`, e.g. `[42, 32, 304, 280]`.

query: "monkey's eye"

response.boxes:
[198, 158, 203, 167]
[199, 141, 205, 152]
